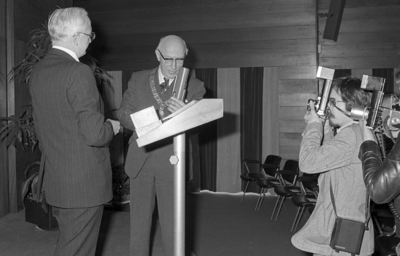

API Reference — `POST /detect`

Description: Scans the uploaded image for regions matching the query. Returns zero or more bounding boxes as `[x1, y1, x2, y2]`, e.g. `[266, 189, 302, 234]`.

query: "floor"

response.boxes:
[0, 191, 313, 256]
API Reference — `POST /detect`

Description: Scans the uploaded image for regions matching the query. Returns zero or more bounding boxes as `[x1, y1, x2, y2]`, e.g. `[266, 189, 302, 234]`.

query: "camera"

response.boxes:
[350, 75, 400, 131]
[307, 66, 335, 117]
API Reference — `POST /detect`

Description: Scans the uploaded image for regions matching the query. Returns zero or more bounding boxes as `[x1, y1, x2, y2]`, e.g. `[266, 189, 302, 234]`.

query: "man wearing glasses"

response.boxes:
[29, 7, 120, 256]
[291, 77, 375, 256]
[117, 35, 206, 256]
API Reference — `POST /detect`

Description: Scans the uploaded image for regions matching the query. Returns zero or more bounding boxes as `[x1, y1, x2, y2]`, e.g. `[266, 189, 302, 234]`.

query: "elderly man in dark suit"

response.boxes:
[29, 7, 120, 256]
[117, 35, 206, 256]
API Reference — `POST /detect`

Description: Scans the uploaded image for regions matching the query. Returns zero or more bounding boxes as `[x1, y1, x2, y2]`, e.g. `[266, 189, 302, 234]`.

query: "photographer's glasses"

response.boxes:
[157, 49, 185, 66]
[328, 98, 351, 118]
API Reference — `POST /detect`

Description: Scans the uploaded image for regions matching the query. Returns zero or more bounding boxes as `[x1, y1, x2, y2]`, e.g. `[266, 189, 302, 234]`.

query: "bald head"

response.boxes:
[157, 35, 188, 55]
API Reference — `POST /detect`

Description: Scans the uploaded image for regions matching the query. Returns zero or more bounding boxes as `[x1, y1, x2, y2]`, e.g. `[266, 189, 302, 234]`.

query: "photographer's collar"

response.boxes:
[337, 120, 358, 134]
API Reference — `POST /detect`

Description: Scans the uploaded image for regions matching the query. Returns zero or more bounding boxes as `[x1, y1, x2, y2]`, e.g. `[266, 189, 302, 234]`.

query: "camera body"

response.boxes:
[308, 66, 335, 117]
[350, 75, 400, 131]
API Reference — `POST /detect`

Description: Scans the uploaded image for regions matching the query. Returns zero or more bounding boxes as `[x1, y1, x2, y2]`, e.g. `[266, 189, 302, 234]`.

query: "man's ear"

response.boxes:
[73, 33, 79, 46]
[155, 49, 161, 61]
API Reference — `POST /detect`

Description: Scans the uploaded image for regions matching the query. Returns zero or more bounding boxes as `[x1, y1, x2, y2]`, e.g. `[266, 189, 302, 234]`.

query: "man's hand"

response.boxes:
[107, 119, 121, 135]
[166, 97, 186, 113]
[359, 119, 376, 142]
[304, 100, 320, 124]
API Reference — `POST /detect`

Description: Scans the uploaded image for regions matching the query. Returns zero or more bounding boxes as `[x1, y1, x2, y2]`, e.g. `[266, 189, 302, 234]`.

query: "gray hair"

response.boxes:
[48, 7, 90, 43]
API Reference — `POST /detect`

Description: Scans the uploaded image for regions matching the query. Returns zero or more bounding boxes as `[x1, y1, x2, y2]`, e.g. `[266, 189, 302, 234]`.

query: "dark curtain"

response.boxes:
[240, 67, 263, 193]
[194, 68, 218, 191]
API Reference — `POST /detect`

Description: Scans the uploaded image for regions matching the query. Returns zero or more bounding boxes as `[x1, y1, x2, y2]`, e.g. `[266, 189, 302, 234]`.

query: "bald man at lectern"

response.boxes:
[117, 35, 206, 256]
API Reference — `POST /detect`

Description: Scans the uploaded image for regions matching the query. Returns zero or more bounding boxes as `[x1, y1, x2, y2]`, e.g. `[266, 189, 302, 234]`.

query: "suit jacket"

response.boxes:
[29, 48, 114, 208]
[292, 122, 374, 255]
[117, 68, 206, 178]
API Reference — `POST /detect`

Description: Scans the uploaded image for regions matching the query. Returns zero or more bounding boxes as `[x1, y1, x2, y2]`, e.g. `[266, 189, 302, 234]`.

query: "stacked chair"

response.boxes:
[255, 159, 299, 211]
[270, 160, 300, 220]
[291, 173, 319, 232]
[240, 155, 282, 202]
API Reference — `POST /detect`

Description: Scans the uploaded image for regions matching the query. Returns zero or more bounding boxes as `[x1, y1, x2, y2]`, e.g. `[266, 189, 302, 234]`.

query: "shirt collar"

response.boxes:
[53, 46, 79, 62]
[337, 120, 358, 133]
[158, 67, 175, 85]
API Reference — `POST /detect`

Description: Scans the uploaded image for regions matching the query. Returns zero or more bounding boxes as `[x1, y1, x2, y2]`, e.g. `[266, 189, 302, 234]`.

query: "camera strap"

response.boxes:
[330, 178, 370, 229]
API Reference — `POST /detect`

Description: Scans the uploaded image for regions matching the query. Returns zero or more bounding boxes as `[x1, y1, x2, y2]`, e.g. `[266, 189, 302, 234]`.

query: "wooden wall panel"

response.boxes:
[103, 26, 316, 49]
[75, 0, 317, 70]
[280, 93, 316, 107]
[15, 0, 73, 42]
[103, 38, 317, 70]
[278, 64, 317, 161]
[280, 107, 307, 121]
[280, 133, 303, 147]
[280, 146, 302, 161]
[279, 66, 318, 79]
[280, 120, 306, 134]
[320, 56, 400, 70]
[319, 0, 400, 69]
[279, 79, 318, 94]
[77, 0, 314, 13]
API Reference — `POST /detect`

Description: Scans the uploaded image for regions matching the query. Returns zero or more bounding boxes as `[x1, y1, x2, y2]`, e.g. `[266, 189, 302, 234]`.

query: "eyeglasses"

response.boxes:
[77, 31, 96, 42]
[329, 98, 345, 107]
[157, 49, 185, 66]
[328, 98, 351, 117]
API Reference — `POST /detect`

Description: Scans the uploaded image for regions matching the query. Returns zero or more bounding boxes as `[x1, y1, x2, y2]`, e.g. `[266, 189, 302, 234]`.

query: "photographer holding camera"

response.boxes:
[359, 71, 400, 255]
[292, 76, 374, 256]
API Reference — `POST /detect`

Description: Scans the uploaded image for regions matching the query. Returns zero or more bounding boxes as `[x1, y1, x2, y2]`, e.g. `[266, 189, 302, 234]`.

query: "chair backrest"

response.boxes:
[261, 155, 282, 178]
[279, 160, 299, 185]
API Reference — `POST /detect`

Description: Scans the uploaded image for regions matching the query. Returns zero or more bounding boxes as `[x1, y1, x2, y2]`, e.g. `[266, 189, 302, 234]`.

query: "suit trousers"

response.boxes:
[129, 159, 174, 256]
[52, 205, 104, 256]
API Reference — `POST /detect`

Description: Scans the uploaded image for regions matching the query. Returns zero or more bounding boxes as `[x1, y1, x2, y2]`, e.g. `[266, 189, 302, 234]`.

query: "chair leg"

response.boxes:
[271, 195, 281, 220]
[241, 181, 250, 203]
[255, 188, 265, 211]
[293, 206, 306, 233]
[258, 190, 267, 211]
[255, 190, 262, 210]
[291, 206, 302, 232]
[274, 197, 286, 221]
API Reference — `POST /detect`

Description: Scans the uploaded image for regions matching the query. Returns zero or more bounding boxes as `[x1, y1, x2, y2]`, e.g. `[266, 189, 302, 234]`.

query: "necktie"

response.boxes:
[160, 78, 169, 92]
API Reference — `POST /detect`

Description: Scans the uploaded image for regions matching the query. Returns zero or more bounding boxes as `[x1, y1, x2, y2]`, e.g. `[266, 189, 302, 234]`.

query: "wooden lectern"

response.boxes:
[134, 99, 223, 256]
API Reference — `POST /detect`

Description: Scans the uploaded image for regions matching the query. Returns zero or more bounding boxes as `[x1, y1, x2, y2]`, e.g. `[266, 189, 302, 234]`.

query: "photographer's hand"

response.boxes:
[304, 100, 321, 124]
